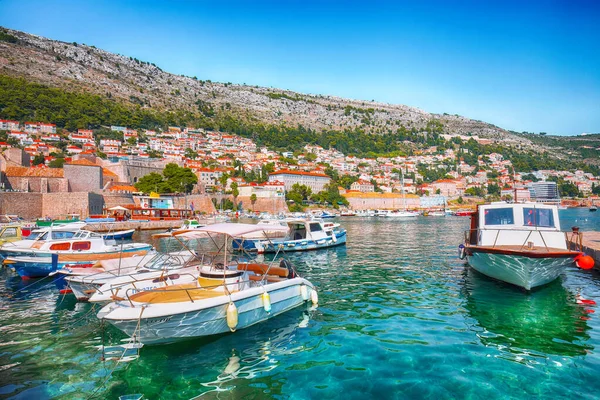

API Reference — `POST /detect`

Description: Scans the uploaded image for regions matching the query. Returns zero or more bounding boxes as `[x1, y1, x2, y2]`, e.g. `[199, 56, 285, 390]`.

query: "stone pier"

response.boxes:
[568, 231, 600, 270]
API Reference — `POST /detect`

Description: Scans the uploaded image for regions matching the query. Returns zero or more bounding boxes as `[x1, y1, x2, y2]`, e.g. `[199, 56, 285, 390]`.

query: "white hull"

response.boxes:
[467, 252, 574, 290]
[69, 280, 103, 301]
[383, 212, 419, 218]
[99, 278, 315, 345]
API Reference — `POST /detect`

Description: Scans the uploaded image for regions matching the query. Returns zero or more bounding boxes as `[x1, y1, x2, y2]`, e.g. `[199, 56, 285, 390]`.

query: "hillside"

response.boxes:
[0, 27, 526, 143]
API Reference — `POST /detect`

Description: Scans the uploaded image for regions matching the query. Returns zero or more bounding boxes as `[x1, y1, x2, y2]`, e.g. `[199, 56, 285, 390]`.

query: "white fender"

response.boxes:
[226, 302, 238, 332]
[331, 233, 337, 243]
[300, 284, 309, 301]
[310, 289, 319, 306]
[262, 291, 271, 313]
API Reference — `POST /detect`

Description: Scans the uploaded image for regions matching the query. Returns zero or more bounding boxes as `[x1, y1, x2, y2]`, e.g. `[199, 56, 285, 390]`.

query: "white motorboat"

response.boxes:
[152, 219, 205, 239]
[2, 229, 152, 278]
[460, 203, 588, 290]
[98, 223, 318, 345]
[427, 210, 446, 217]
[232, 219, 347, 253]
[384, 210, 419, 218]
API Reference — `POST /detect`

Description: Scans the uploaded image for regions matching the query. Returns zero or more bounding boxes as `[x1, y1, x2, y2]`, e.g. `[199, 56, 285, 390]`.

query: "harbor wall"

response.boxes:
[207, 195, 288, 214]
[343, 193, 421, 210]
[42, 192, 104, 218]
[237, 196, 288, 214]
[171, 195, 217, 214]
[0, 192, 43, 220]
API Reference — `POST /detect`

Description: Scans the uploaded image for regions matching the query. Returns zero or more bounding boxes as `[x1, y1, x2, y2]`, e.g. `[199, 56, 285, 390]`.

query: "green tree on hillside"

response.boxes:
[134, 164, 197, 194]
[32, 153, 45, 166]
[135, 172, 168, 194]
[163, 163, 198, 193]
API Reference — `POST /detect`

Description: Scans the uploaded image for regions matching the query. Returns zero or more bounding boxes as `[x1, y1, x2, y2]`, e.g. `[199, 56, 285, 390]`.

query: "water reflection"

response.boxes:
[462, 267, 593, 358]
[110, 307, 315, 399]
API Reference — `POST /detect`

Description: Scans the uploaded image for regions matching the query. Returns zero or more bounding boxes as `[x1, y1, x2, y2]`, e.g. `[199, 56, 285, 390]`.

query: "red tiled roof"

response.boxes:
[67, 158, 98, 166]
[5, 166, 64, 178]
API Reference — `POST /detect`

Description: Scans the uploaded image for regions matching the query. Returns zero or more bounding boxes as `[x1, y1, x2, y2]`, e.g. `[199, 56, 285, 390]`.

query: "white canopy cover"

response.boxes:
[108, 206, 129, 211]
[176, 223, 288, 239]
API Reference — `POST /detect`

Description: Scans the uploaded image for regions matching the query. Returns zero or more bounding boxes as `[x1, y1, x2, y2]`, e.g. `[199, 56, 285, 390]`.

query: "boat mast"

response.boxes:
[400, 168, 407, 211]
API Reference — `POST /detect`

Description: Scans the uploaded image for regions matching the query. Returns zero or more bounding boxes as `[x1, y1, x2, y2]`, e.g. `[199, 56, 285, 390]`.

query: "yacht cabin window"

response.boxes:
[309, 223, 323, 232]
[484, 208, 514, 226]
[523, 208, 555, 228]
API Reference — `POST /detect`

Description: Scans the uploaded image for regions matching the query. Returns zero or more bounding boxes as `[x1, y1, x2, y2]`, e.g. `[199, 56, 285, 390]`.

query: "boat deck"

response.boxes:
[130, 283, 226, 304]
[467, 245, 578, 258]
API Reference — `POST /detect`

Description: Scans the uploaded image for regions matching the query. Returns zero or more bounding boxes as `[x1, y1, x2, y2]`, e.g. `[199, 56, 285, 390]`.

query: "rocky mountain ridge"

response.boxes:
[0, 27, 527, 144]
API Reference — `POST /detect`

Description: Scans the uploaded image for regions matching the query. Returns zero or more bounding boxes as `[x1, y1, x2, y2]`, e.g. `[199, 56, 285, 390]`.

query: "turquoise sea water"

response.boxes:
[1, 208, 599, 399]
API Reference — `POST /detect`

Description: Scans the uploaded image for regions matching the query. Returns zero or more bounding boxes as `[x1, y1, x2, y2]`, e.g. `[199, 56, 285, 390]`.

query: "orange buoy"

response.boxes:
[576, 255, 595, 270]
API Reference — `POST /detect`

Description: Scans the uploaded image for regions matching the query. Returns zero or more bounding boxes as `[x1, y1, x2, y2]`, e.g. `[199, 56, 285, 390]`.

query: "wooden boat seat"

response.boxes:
[237, 263, 288, 277]
[248, 274, 287, 283]
[129, 283, 225, 304]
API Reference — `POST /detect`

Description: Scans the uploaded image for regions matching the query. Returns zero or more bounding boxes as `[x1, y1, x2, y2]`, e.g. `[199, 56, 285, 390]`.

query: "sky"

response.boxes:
[1, 0, 599, 136]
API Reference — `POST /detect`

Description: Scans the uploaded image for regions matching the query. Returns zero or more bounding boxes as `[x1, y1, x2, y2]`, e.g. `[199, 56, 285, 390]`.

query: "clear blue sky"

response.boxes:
[1, 0, 599, 135]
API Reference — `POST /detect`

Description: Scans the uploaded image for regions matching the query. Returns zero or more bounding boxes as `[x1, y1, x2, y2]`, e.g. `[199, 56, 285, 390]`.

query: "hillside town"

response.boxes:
[0, 119, 599, 219]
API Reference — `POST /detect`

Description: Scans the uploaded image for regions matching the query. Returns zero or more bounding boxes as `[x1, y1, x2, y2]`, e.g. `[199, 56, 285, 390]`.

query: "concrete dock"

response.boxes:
[568, 231, 600, 269]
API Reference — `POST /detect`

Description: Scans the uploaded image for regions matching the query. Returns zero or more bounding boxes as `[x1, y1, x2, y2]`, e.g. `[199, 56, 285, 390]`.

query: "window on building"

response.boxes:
[484, 208, 514, 225]
[523, 208, 555, 228]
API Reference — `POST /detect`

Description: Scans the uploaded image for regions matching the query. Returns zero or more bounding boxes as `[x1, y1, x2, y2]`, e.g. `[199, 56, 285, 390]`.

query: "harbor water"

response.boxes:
[1, 209, 599, 399]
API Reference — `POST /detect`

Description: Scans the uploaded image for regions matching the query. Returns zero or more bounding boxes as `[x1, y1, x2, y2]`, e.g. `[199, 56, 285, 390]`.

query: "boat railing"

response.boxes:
[105, 272, 199, 301]
[463, 228, 584, 253]
[97, 254, 237, 294]
[121, 275, 277, 307]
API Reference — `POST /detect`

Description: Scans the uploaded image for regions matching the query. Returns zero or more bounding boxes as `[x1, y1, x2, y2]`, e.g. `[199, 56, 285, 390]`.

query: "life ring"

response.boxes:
[458, 244, 467, 260]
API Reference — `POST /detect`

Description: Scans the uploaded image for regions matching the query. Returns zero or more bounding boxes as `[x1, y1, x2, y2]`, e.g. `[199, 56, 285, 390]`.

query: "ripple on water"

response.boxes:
[2, 210, 600, 398]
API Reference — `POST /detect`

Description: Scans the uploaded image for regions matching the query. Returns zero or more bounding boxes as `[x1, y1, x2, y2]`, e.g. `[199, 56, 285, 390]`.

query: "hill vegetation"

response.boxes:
[1, 74, 599, 176]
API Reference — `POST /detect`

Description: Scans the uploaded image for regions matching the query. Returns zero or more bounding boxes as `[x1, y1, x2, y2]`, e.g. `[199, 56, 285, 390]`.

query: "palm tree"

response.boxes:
[250, 193, 257, 213]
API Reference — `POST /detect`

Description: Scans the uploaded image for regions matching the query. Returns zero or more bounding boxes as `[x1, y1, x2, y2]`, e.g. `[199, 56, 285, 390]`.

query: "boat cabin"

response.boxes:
[468, 203, 566, 249]
[286, 220, 330, 241]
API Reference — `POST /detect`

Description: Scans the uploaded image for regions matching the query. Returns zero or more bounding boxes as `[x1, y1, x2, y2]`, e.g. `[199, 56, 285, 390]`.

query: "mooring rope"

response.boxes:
[87, 306, 145, 399]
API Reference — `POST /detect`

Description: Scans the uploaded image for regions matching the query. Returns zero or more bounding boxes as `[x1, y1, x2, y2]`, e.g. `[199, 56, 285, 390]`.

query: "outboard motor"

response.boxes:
[280, 259, 297, 278]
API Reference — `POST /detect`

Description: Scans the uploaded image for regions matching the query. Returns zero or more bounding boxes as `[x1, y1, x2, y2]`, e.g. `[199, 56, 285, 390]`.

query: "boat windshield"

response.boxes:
[523, 208, 555, 228]
[484, 207, 514, 226]
[0, 227, 19, 238]
[24, 230, 45, 240]
[309, 223, 323, 232]
[289, 224, 307, 240]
